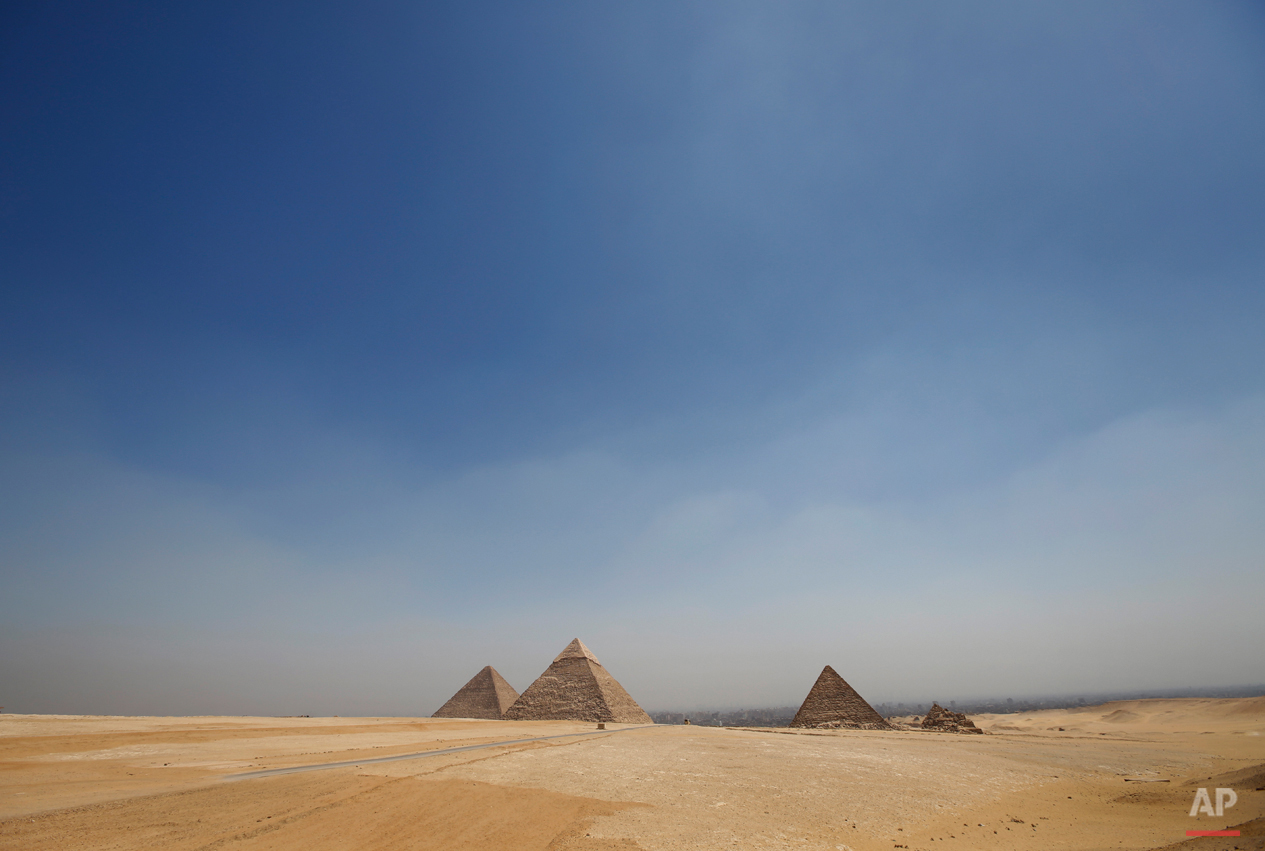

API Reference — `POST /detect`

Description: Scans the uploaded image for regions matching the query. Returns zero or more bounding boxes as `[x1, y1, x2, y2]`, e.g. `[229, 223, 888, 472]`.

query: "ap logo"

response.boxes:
[1189, 788, 1237, 817]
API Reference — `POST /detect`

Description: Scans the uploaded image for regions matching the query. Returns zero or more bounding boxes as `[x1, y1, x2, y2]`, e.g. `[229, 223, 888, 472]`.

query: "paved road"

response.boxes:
[225, 725, 656, 781]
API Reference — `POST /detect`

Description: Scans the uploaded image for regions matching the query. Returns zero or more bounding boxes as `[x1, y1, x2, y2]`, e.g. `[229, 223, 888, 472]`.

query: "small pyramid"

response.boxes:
[503, 639, 652, 724]
[432, 666, 519, 719]
[789, 665, 891, 730]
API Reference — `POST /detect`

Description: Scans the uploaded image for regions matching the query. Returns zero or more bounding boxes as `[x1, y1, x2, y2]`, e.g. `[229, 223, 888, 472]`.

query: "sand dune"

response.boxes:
[972, 697, 1265, 737]
[1, 698, 1262, 850]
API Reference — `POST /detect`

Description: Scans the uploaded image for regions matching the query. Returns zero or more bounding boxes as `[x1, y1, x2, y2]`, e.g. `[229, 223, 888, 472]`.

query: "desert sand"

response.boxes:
[1, 698, 1262, 850]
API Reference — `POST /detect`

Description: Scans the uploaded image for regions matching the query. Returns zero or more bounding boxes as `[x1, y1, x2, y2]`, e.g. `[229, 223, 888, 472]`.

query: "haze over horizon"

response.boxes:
[3, 1, 1264, 717]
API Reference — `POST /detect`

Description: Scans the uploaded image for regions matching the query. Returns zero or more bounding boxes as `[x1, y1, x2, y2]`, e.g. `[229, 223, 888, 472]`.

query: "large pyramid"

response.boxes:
[789, 665, 891, 730]
[432, 665, 519, 719]
[503, 639, 653, 724]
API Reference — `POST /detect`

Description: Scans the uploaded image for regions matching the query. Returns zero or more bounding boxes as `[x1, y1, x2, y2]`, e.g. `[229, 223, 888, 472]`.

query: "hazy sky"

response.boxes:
[2, 1, 1264, 716]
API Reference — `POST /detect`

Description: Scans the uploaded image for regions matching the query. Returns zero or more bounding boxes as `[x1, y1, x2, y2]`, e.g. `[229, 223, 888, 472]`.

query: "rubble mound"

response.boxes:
[920, 702, 983, 733]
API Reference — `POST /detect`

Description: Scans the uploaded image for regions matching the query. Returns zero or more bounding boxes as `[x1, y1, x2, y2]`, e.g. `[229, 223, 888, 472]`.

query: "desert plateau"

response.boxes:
[1, 697, 1262, 851]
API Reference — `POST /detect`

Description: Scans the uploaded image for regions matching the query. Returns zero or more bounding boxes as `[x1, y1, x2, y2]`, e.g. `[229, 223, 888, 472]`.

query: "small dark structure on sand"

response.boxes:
[920, 702, 983, 734]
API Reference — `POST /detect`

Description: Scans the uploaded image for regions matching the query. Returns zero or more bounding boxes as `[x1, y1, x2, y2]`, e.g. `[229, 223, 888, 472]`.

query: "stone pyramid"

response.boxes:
[789, 665, 891, 730]
[503, 639, 653, 724]
[432, 665, 519, 719]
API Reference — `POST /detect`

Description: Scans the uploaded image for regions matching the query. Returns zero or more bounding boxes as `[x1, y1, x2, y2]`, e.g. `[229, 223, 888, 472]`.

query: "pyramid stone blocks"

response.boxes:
[432, 665, 519, 719]
[789, 665, 892, 730]
[503, 639, 652, 724]
[920, 702, 983, 733]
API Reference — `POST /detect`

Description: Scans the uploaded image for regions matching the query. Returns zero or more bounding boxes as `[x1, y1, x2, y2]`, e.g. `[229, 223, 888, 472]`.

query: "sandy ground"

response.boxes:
[1, 698, 1262, 850]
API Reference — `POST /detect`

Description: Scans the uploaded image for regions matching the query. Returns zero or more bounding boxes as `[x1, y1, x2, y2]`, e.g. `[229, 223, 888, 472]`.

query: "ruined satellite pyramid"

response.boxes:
[789, 665, 892, 730]
[432, 665, 519, 719]
[503, 638, 653, 724]
[920, 702, 982, 734]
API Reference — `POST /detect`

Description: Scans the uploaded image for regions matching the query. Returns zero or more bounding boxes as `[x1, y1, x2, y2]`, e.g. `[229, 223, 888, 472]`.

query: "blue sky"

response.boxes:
[2, 1, 1264, 715]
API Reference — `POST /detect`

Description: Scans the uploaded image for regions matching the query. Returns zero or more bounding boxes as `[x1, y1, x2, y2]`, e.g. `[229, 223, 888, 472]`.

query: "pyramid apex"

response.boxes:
[553, 638, 601, 665]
